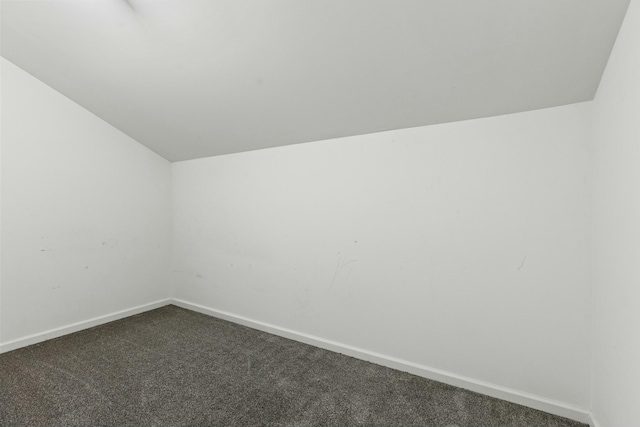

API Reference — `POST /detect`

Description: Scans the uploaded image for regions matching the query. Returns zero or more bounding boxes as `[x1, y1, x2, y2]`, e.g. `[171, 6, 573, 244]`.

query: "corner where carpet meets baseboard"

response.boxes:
[0, 299, 172, 354]
[589, 413, 602, 427]
[0, 296, 593, 425]
[170, 298, 592, 425]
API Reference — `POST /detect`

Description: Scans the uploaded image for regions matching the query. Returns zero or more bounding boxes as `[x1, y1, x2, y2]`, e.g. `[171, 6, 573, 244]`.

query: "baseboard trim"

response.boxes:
[0, 297, 593, 424]
[171, 298, 591, 424]
[0, 298, 172, 354]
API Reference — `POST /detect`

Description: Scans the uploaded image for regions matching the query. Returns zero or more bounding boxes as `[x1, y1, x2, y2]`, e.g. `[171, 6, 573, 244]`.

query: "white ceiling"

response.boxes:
[1, 0, 631, 161]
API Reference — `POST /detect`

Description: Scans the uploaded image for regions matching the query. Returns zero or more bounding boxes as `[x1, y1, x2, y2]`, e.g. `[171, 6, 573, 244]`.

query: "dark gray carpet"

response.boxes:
[0, 305, 586, 427]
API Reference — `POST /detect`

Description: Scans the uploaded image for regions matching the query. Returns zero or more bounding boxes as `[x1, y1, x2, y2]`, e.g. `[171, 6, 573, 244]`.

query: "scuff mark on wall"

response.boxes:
[517, 255, 527, 271]
[172, 269, 205, 279]
[100, 238, 119, 249]
[329, 256, 358, 291]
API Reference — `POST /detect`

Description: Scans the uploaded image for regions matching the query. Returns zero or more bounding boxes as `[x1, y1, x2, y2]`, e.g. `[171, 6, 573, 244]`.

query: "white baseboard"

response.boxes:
[0, 297, 594, 425]
[0, 298, 172, 354]
[171, 298, 592, 425]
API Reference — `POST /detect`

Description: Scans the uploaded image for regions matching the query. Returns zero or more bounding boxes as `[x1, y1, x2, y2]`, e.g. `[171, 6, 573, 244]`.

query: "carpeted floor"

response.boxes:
[0, 305, 587, 427]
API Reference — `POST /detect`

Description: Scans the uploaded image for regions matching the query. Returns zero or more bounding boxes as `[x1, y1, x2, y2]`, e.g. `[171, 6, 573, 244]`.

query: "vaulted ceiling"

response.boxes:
[1, 0, 631, 161]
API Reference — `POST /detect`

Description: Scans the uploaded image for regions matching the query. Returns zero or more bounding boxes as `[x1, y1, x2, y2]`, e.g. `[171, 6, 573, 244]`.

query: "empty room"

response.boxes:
[1, 0, 638, 426]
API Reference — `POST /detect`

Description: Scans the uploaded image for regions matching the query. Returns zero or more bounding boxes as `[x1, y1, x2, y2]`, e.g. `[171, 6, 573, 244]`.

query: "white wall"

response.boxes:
[172, 102, 592, 408]
[591, 0, 640, 425]
[0, 58, 172, 346]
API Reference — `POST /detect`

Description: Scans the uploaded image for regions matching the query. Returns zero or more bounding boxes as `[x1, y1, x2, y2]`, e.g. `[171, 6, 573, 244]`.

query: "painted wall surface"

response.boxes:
[172, 102, 592, 407]
[591, 0, 640, 425]
[0, 58, 172, 344]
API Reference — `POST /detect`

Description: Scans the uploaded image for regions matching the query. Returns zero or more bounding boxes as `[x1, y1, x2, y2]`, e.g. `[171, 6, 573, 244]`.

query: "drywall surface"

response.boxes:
[0, 58, 172, 345]
[591, 0, 640, 425]
[2, 0, 630, 161]
[172, 102, 592, 407]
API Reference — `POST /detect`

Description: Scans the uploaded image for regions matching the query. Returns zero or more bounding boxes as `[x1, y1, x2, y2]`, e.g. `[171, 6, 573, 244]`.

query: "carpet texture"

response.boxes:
[0, 305, 587, 427]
